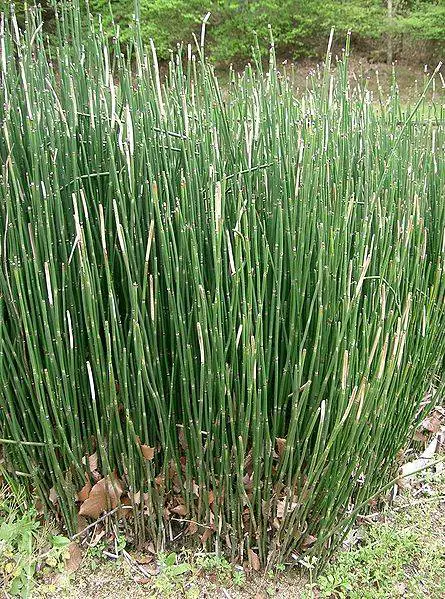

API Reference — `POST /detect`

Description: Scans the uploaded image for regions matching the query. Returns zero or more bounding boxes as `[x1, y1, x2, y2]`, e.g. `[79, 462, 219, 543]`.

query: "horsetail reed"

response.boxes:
[0, 1, 444, 568]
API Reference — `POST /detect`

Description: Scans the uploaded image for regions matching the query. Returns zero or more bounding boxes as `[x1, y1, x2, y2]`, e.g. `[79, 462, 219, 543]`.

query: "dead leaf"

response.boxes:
[200, 528, 214, 544]
[88, 452, 98, 473]
[421, 416, 441, 433]
[79, 475, 123, 519]
[134, 576, 151, 584]
[135, 554, 153, 565]
[65, 542, 82, 573]
[177, 426, 188, 450]
[244, 451, 253, 474]
[421, 436, 439, 459]
[262, 499, 270, 518]
[90, 529, 106, 547]
[276, 437, 286, 458]
[145, 542, 156, 554]
[49, 487, 58, 505]
[243, 473, 253, 492]
[208, 490, 215, 505]
[413, 430, 428, 442]
[171, 503, 188, 516]
[301, 534, 317, 550]
[140, 444, 155, 460]
[155, 474, 165, 487]
[276, 498, 298, 519]
[119, 496, 132, 518]
[77, 476, 92, 502]
[76, 515, 88, 534]
[187, 521, 198, 535]
[248, 548, 261, 571]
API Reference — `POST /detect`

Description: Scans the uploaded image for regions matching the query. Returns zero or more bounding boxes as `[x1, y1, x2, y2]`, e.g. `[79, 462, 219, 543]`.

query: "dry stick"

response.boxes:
[170, 516, 213, 530]
[122, 549, 159, 579]
[70, 506, 121, 540]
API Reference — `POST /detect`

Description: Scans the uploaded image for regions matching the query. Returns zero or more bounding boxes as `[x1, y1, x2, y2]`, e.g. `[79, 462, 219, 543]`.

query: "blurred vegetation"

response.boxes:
[1, 1, 444, 63]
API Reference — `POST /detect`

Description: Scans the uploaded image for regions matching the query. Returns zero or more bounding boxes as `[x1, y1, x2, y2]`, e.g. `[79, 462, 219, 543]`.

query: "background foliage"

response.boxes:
[1, 0, 444, 61]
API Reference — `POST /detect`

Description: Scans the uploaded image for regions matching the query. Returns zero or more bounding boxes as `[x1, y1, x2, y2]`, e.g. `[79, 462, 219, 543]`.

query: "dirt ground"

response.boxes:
[216, 56, 445, 104]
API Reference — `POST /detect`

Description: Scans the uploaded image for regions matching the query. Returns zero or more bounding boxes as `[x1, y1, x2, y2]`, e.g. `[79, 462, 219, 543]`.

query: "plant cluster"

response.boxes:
[0, 0, 444, 571]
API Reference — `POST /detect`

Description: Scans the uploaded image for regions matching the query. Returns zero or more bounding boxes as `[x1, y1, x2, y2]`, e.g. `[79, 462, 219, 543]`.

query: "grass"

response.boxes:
[0, 481, 73, 597]
[0, 0, 445, 573]
[312, 471, 445, 598]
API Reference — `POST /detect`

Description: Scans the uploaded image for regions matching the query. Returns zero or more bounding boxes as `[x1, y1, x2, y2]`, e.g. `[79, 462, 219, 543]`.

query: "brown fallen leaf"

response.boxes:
[132, 491, 141, 505]
[171, 503, 188, 516]
[243, 473, 253, 492]
[135, 554, 153, 565]
[178, 426, 188, 450]
[192, 480, 200, 496]
[65, 542, 82, 573]
[76, 515, 88, 534]
[90, 529, 106, 547]
[79, 475, 123, 519]
[88, 452, 98, 473]
[248, 548, 261, 571]
[301, 534, 317, 550]
[49, 487, 58, 505]
[421, 416, 441, 433]
[119, 496, 132, 518]
[200, 528, 214, 544]
[155, 474, 165, 487]
[140, 444, 155, 460]
[276, 498, 298, 519]
[77, 475, 92, 502]
[413, 430, 428, 443]
[276, 437, 286, 458]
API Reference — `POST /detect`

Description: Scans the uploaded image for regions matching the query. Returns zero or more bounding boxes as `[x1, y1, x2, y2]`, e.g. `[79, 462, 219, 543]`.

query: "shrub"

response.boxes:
[0, 1, 444, 568]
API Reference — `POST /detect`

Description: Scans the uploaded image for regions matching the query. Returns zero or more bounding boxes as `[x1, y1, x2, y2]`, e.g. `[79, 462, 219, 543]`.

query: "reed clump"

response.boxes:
[0, 1, 444, 568]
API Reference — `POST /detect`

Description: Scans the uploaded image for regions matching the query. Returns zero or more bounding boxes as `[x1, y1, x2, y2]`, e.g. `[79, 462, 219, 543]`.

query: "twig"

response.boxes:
[122, 549, 158, 578]
[170, 516, 213, 529]
[70, 506, 120, 540]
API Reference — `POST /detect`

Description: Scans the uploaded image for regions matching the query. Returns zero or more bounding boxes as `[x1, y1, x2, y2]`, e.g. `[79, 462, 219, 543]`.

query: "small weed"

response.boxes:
[196, 553, 232, 582]
[0, 503, 39, 596]
[0, 484, 72, 597]
[309, 477, 445, 599]
[232, 567, 246, 587]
